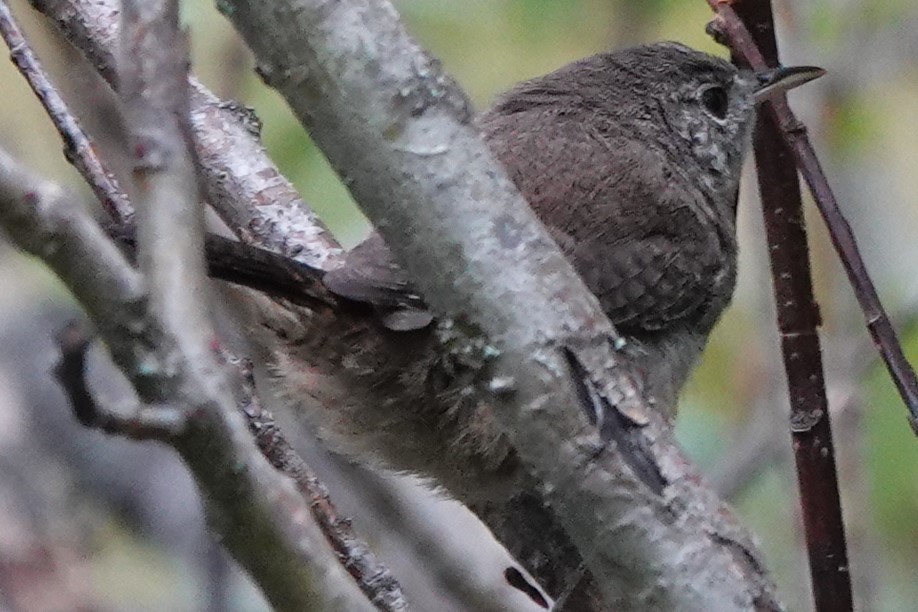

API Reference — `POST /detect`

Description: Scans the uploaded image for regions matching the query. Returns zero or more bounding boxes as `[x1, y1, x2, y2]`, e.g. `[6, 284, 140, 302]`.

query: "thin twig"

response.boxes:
[232, 357, 410, 612]
[708, 2, 854, 610]
[707, 0, 918, 432]
[0, 0, 132, 223]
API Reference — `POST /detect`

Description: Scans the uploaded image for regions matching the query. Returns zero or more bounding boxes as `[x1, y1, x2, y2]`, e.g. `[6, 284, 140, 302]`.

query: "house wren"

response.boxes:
[278, 42, 823, 502]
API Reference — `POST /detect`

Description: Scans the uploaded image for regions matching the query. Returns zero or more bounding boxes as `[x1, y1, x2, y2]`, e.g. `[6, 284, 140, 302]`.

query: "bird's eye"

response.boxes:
[701, 86, 729, 119]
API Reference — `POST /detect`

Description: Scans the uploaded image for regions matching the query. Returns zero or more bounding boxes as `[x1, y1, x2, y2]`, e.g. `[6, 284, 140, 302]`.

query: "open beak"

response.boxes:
[753, 65, 826, 102]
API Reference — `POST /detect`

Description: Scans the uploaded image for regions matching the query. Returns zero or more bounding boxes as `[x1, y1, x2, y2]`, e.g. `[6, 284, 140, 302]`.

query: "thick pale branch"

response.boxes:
[0, 149, 146, 343]
[2, 1, 342, 310]
[112, 2, 378, 609]
[0, 0, 379, 600]
[4, 1, 408, 604]
[217, 0, 783, 608]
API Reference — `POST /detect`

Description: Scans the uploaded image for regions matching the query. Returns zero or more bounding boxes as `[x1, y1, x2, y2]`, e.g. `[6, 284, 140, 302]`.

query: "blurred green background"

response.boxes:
[1, 0, 917, 610]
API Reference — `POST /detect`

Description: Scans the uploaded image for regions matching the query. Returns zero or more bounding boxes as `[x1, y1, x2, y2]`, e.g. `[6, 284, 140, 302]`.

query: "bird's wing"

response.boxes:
[322, 232, 433, 330]
[483, 102, 734, 336]
[556, 228, 723, 333]
[323, 232, 422, 308]
[326, 227, 724, 334]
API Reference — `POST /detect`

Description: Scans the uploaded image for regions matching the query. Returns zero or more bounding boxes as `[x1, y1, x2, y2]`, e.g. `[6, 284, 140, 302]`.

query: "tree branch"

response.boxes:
[1, 11, 412, 604]
[0, 0, 131, 223]
[32, 0, 343, 268]
[0, 141, 373, 610]
[707, 0, 918, 432]
[216, 0, 783, 608]
[708, 2, 853, 610]
[52, 320, 186, 440]
[112, 2, 378, 609]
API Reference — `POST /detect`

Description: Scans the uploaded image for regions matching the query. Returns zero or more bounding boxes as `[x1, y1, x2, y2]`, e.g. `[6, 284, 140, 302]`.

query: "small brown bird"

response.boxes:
[278, 42, 823, 502]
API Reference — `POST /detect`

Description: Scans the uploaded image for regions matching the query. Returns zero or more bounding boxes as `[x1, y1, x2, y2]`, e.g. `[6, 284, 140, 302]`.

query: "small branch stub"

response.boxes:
[52, 320, 186, 439]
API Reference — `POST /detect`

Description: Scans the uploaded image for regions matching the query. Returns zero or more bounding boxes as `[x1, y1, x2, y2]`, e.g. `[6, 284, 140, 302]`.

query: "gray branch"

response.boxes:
[216, 0, 782, 609]
[0, 143, 373, 611]
[113, 3, 374, 609]
[0, 0, 379, 605]
[32, 0, 343, 269]
[30, 3, 534, 610]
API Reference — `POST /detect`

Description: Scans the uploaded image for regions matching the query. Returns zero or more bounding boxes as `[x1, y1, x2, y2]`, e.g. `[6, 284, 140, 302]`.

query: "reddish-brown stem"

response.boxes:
[711, 1, 854, 610]
[707, 0, 918, 432]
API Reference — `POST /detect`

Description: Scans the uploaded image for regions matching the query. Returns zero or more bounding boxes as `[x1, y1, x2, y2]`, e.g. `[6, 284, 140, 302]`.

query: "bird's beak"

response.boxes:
[753, 65, 826, 102]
